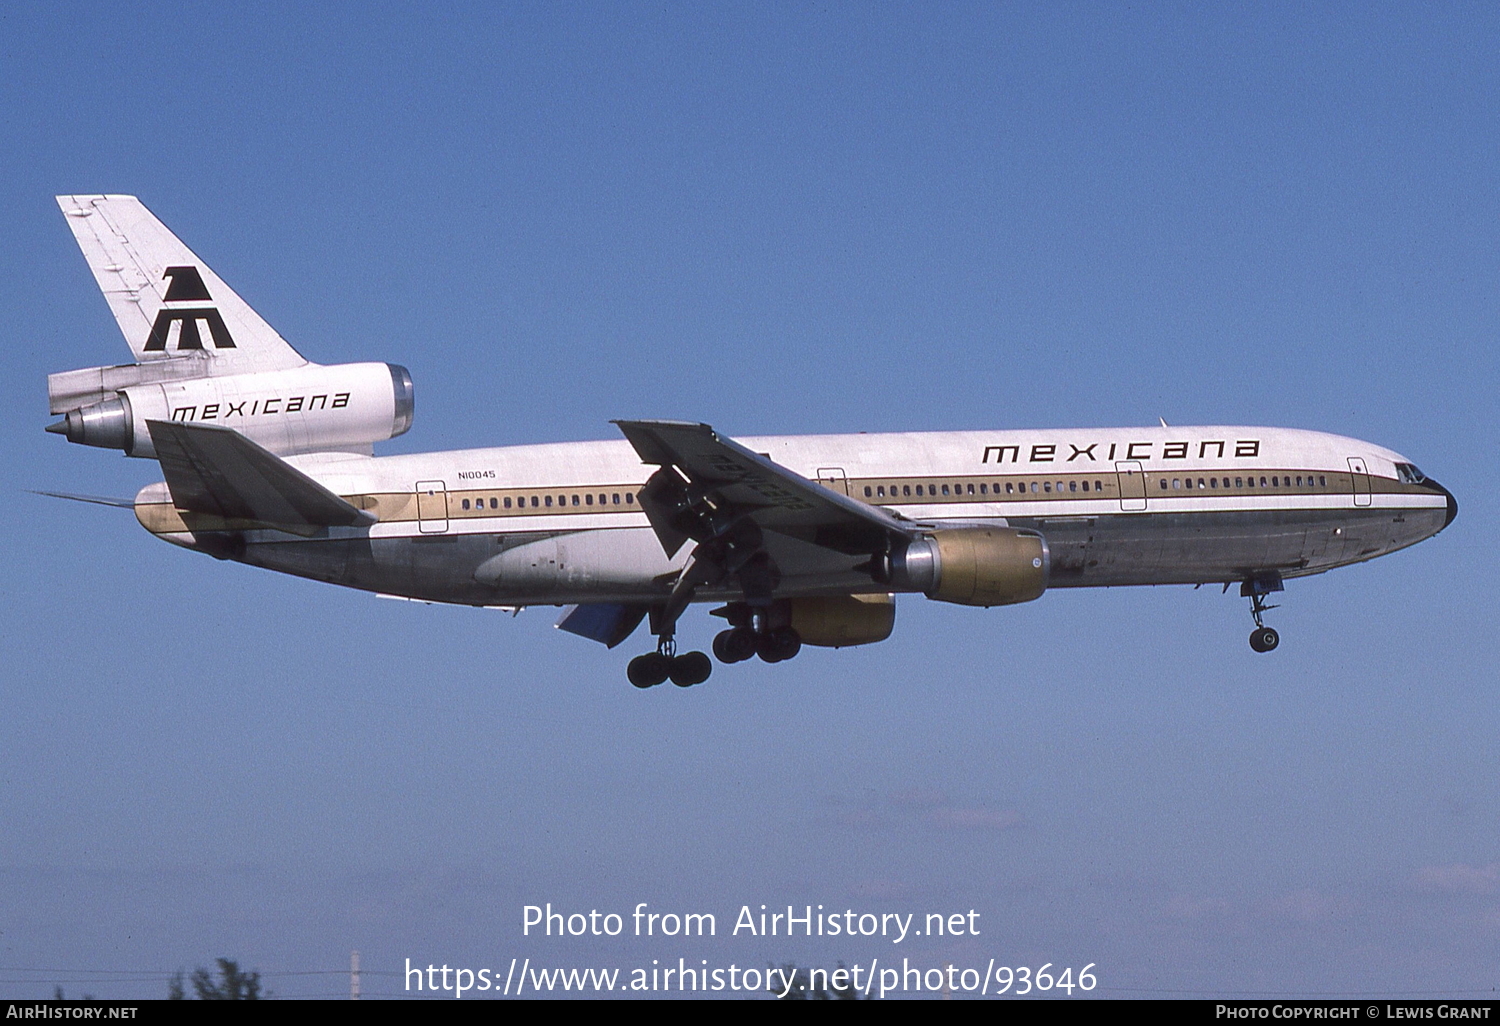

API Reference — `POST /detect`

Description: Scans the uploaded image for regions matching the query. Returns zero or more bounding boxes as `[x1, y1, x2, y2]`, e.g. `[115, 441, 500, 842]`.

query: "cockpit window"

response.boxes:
[1395, 463, 1426, 484]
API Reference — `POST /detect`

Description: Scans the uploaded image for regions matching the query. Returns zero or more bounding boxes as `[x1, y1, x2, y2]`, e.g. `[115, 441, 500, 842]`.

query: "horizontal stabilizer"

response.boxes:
[30, 489, 136, 509]
[555, 603, 648, 648]
[146, 420, 375, 536]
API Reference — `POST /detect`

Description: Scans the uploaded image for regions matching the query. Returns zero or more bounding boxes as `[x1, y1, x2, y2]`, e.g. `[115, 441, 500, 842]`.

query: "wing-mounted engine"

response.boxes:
[47, 360, 414, 458]
[886, 526, 1049, 607]
[788, 594, 896, 647]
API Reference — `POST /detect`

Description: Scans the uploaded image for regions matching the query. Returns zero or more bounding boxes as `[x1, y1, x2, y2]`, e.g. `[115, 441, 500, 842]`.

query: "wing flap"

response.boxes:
[147, 420, 375, 536]
[554, 603, 649, 648]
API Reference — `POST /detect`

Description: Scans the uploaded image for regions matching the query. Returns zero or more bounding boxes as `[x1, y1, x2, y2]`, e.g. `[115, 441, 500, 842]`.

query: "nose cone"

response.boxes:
[1426, 479, 1458, 530]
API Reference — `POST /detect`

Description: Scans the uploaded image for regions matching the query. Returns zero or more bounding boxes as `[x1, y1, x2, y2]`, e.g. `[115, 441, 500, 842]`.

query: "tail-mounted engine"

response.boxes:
[47, 360, 414, 458]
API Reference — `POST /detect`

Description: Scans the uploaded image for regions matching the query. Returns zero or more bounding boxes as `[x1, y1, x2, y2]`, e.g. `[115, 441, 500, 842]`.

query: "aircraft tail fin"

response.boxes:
[56, 195, 306, 370]
[146, 420, 374, 536]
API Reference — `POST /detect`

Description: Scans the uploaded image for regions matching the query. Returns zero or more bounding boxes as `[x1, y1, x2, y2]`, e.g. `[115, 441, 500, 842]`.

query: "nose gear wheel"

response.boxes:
[1239, 575, 1283, 653]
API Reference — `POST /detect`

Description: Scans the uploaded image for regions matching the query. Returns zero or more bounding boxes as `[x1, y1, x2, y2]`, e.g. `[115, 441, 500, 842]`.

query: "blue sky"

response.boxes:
[0, 2, 1495, 999]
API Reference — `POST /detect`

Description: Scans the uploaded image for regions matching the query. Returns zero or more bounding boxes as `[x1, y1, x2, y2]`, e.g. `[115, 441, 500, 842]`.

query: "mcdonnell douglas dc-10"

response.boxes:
[44, 196, 1456, 688]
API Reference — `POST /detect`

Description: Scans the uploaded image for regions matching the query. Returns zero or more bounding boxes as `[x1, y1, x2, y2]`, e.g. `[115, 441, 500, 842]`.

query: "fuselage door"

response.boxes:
[416, 480, 449, 533]
[1115, 461, 1148, 512]
[1347, 458, 1372, 507]
[816, 467, 850, 496]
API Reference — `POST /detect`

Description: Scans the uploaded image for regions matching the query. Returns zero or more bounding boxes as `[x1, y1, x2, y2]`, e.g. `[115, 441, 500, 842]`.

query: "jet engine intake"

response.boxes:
[890, 527, 1048, 607]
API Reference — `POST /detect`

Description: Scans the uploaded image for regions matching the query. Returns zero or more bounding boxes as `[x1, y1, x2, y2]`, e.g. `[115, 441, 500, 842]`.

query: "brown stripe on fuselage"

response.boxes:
[134, 470, 1435, 535]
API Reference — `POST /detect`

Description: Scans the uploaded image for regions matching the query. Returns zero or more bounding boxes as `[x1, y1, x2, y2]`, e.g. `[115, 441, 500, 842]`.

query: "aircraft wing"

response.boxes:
[147, 420, 375, 536]
[613, 419, 916, 558]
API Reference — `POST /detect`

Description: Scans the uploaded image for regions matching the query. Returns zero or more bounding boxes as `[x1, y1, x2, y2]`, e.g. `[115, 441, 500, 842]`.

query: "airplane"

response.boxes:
[43, 195, 1457, 688]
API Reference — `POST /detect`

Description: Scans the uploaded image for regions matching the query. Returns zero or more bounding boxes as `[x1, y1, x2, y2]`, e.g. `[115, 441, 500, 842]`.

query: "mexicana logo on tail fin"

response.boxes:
[143, 266, 236, 351]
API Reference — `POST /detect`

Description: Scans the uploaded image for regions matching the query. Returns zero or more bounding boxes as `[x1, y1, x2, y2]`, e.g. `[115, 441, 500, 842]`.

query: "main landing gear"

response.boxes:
[628, 602, 807, 688]
[711, 600, 804, 666]
[627, 637, 713, 689]
[1240, 575, 1283, 653]
[711, 602, 803, 666]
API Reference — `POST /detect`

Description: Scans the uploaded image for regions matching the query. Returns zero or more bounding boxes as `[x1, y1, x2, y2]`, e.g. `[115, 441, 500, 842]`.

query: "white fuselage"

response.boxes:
[135, 424, 1454, 609]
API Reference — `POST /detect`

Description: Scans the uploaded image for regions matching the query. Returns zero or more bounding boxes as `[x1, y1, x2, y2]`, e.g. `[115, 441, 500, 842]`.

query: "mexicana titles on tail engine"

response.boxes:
[44, 196, 1456, 688]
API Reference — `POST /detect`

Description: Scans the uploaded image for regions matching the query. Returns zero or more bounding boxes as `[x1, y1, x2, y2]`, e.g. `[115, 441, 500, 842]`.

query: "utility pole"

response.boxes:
[350, 950, 360, 1001]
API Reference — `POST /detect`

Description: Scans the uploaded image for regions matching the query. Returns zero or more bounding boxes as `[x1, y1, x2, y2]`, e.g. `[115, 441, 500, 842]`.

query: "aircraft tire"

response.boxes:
[1249, 627, 1280, 653]
[756, 631, 783, 663]
[628, 653, 672, 688]
[757, 626, 802, 663]
[670, 651, 713, 687]
[717, 626, 757, 663]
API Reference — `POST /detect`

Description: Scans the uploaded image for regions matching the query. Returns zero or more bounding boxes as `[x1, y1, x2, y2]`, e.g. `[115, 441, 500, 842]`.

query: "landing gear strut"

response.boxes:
[1240, 576, 1283, 653]
[628, 634, 712, 689]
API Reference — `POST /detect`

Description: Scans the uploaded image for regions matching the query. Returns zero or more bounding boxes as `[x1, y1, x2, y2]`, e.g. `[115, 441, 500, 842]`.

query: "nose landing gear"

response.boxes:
[1240, 576, 1283, 653]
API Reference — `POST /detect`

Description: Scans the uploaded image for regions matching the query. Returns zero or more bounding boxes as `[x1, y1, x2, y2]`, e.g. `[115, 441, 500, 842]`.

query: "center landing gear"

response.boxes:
[1240, 575, 1283, 653]
[628, 636, 712, 689]
[710, 602, 803, 665]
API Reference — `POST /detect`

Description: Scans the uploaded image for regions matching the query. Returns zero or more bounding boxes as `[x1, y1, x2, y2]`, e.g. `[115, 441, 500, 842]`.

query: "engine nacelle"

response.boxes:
[891, 527, 1048, 607]
[788, 594, 896, 648]
[47, 362, 413, 458]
